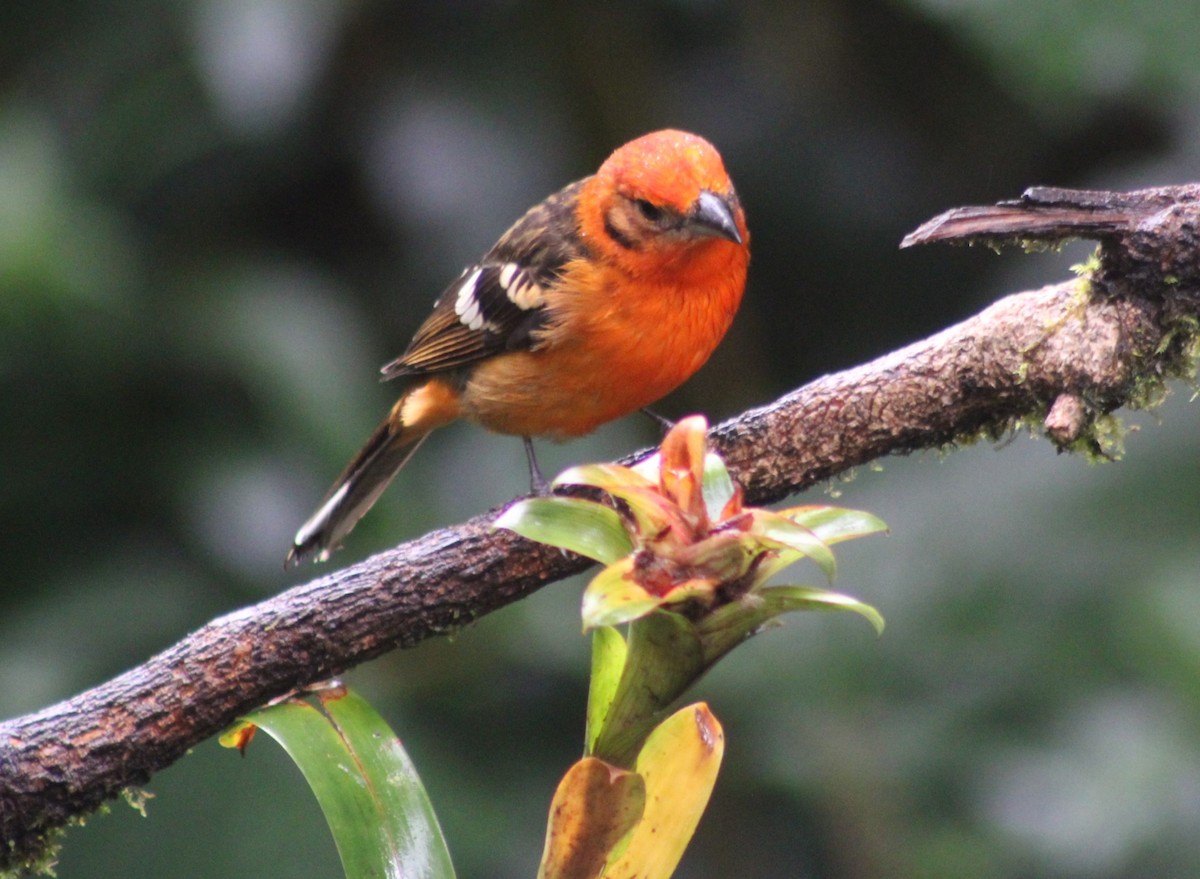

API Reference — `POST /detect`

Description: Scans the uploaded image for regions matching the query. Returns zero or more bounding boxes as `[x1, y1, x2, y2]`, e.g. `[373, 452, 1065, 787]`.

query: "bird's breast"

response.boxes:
[460, 252, 746, 439]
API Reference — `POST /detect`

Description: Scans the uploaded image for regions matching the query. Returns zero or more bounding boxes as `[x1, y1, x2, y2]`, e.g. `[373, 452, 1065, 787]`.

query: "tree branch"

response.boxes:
[4, 185, 1200, 870]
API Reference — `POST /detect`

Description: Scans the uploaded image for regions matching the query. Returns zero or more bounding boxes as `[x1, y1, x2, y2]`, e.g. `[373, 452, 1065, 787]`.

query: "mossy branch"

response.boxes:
[3, 185, 1200, 873]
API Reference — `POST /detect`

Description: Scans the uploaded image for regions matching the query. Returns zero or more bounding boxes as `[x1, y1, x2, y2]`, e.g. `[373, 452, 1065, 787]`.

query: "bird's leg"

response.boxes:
[523, 436, 551, 495]
[640, 407, 675, 435]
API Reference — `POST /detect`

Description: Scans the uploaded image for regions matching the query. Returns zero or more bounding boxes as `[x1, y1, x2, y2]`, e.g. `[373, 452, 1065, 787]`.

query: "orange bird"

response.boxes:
[288, 129, 750, 566]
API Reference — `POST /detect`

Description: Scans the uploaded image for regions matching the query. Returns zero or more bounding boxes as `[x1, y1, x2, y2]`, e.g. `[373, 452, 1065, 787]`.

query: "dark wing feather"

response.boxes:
[381, 178, 590, 381]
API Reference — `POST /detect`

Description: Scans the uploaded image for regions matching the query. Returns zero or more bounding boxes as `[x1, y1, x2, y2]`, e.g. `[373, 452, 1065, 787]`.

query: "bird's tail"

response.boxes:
[286, 416, 429, 567]
[286, 381, 460, 567]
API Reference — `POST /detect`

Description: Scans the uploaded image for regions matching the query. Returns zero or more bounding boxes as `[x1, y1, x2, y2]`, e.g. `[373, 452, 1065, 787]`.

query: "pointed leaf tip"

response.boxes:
[783, 506, 889, 544]
[659, 416, 710, 522]
[219, 721, 258, 754]
[227, 688, 456, 879]
[762, 585, 885, 636]
[601, 703, 724, 879]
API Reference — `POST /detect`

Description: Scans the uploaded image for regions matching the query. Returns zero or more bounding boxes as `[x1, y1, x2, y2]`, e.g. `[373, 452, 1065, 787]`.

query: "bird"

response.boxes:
[287, 129, 750, 566]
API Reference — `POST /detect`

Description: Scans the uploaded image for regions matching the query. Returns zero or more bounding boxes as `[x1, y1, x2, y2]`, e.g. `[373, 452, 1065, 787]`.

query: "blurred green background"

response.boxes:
[3, 1, 1200, 877]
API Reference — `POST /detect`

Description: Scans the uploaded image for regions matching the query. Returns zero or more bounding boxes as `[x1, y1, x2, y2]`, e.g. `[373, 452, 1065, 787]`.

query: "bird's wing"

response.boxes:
[381, 179, 589, 380]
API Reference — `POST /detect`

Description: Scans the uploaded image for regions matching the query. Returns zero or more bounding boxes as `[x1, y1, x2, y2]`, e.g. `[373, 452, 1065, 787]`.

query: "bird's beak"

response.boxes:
[688, 190, 742, 244]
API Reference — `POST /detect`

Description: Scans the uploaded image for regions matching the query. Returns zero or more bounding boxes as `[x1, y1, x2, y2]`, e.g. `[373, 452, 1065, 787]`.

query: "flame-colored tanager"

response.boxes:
[289, 129, 750, 565]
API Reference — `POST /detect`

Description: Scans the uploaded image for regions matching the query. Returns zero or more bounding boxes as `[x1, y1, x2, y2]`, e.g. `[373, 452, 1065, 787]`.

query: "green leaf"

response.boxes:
[590, 613, 706, 767]
[582, 557, 663, 630]
[224, 686, 456, 879]
[601, 703, 724, 879]
[555, 462, 657, 492]
[745, 510, 837, 580]
[586, 627, 629, 755]
[496, 496, 633, 564]
[700, 452, 736, 522]
[783, 506, 889, 544]
[760, 585, 886, 635]
[695, 584, 884, 667]
[553, 464, 684, 539]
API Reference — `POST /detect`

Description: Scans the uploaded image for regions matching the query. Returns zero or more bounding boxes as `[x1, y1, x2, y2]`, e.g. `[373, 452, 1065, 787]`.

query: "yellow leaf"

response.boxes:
[555, 463, 657, 492]
[218, 720, 258, 754]
[538, 757, 646, 879]
[603, 703, 724, 879]
[582, 557, 662, 630]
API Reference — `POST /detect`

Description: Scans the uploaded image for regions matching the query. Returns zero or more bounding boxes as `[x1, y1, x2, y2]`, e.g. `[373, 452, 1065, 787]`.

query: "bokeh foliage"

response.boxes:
[3, 2, 1200, 877]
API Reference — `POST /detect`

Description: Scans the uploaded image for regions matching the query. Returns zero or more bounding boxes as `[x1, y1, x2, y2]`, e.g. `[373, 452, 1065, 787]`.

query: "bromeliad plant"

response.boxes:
[496, 415, 886, 879]
[220, 416, 884, 879]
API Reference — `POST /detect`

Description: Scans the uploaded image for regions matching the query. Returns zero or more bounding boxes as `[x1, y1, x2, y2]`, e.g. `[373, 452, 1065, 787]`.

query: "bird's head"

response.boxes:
[582, 129, 749, 279]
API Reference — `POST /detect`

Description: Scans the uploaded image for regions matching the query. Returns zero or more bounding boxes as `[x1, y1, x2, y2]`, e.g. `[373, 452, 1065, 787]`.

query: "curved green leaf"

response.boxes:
[782, 506, 889, 544]
[586, 627, 629, 755]
[496, 496, 633, 564]
[554, 462, 657, 491]
[590, 613, 706, 766]
[224, 685, 455, 879]
[552, 464, 684, 539]
[760, 585, 885, 635]
[745, 510, 837, 580]
[696, 585, 884, 667]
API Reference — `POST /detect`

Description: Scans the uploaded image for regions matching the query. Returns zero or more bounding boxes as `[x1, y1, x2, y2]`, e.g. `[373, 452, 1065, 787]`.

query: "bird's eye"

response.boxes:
[633, 198, 665, 223]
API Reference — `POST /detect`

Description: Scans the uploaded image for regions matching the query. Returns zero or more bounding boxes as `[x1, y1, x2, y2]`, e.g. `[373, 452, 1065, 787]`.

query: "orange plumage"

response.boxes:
[288, 129, 749, 565]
